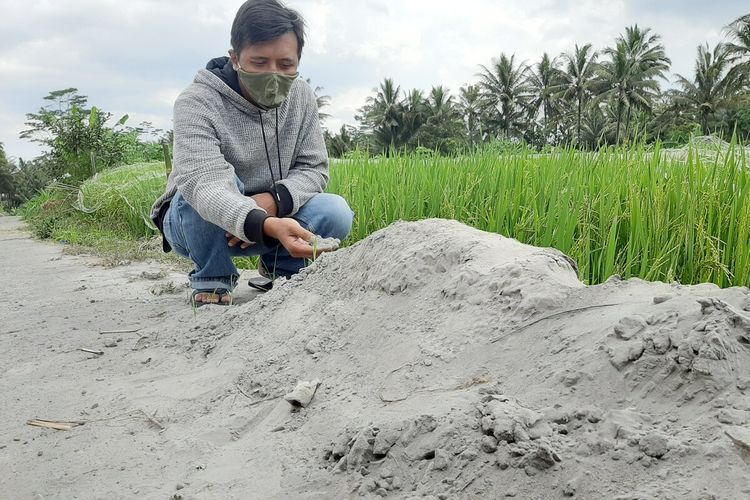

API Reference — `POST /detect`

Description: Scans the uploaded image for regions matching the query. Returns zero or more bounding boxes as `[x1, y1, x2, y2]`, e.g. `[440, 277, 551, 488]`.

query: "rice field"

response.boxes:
[20, 141, 750, 287]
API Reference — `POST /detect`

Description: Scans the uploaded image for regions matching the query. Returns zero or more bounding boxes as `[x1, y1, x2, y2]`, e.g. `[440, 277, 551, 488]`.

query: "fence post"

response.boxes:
[163, 141, 172, 178]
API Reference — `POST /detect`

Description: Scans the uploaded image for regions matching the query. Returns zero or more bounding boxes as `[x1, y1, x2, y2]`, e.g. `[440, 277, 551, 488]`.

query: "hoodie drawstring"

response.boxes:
[258, 109, 284, 204]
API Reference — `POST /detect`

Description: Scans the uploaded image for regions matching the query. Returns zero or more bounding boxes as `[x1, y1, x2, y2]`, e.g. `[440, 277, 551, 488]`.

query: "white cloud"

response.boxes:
[0, 0, 747, 159]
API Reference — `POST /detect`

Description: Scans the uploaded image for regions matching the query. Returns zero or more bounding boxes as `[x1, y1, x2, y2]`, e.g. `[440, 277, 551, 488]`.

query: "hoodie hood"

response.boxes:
[206, 56, 243, 97]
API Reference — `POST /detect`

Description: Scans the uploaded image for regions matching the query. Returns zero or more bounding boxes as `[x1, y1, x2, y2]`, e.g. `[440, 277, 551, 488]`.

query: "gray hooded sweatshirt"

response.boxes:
[150, 63, 329, 247]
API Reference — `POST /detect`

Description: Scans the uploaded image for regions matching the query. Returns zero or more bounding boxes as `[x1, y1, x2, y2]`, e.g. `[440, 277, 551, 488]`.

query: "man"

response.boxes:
[150, 0, 353, 306]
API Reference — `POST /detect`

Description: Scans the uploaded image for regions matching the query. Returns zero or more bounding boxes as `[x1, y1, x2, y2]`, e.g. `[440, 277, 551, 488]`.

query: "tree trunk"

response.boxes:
[576, 94, 582, 145]
[615, 104, 622, 145]
[701, 111, 709, 135]
[624, 105, 632, 145]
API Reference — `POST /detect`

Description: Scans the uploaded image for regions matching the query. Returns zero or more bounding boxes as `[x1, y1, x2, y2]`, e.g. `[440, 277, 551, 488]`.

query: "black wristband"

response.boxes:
[270, 184, 294, 217]
[243, 209, 278, 247]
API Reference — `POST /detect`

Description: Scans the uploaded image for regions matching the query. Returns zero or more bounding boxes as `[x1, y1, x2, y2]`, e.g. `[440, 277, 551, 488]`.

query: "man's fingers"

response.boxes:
[293, 226, 315, 243]
[227, 236, 242, 247]
[284, 237, 316, 259]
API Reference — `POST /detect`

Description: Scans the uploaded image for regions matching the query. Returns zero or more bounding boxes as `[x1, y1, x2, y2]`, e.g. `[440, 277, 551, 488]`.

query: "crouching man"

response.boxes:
[150, 0, 353, 306]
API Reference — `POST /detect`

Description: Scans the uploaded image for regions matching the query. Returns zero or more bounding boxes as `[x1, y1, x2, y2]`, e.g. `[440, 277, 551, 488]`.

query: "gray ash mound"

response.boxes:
[163, 219, 750, 499]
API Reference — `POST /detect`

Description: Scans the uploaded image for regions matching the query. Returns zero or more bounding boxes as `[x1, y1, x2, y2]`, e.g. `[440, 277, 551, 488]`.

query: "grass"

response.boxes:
[331, 140, 750, 287]
[17, 163, 186, 267]
[18, 139, 750, 287]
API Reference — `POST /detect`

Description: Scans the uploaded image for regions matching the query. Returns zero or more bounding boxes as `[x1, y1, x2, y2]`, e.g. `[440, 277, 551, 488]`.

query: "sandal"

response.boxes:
[191, 288, 233, 307]
[248, 259, 274, 293]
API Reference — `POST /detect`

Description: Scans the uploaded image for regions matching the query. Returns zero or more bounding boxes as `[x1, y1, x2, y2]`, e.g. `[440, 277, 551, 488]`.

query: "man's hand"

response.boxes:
[251, 192, 277, 217]
[263, 217, 327, 259]
[226, 192, 279, 248]
[226, 232, 253, 249]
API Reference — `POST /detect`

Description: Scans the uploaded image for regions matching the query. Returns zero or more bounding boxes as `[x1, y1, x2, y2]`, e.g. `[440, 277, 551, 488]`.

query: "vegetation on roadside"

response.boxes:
[19, 137, 750, 288]
[1, 89, 170, 210]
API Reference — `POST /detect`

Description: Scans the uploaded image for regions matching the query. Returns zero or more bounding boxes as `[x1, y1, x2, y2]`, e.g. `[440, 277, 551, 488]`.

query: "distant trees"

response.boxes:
[558, 43, 599, 145]
[326, 13, 750, 157]
[5, 88, 176, 206]
[20, 88, 131, 182]
[0, 142, 50, 208]
[675, 43, 745, 135]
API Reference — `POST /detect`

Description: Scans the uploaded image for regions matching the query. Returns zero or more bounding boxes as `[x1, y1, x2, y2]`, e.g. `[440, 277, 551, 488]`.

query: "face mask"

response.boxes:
[235, 65, 298, 109]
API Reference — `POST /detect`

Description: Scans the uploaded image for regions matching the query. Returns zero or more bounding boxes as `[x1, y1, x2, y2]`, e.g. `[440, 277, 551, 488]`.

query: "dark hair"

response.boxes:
[231, 0, 306, 59]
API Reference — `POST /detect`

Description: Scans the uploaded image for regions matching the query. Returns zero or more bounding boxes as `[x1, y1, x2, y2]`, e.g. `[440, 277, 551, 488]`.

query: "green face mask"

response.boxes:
[235, 66, 298, 109]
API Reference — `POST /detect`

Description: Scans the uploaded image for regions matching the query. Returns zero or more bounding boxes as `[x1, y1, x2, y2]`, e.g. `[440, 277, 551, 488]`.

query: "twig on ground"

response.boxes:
[247, 396, 282, 407]
[99, 328, 140, 335]
[78, 348, 104, 355]
[140, 409, 165, 430]
[235, 385, 282, 406]
[490, 302, 626, 343]
[27, 419, 85, 431]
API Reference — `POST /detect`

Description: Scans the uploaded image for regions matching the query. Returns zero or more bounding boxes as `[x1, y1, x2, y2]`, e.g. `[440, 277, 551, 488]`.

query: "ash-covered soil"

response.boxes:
[2, 217, 749, 499]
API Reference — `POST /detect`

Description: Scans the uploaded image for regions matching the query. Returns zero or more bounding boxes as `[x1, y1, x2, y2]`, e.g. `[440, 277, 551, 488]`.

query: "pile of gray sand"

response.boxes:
[122, 219, 750, 498]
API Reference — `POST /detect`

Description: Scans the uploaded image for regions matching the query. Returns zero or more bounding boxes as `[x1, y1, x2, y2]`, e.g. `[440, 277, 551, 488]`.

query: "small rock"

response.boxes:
[359, 477, 377, 493]
[480, 435, 498, 453]
[104, 341, 117, 348]
[653, 294, 673, 304]
[391, 476, 402, 490]
[176, 484, 184, 491]
[575, 443, 591, 457]
[724, 426, 750, 453]
[304, 339, 320, 355]
[432, 449, 450, 471]
[717, 409, 747, 425]
[639, 433, 668, 459]
[379, 467, 394, 479]
[614, 316, 647, 340]
[37, 451, 43, 457]
[375, 487, 388, 497]
[459, 449, 478, 462]
[563, 473, 584, 496]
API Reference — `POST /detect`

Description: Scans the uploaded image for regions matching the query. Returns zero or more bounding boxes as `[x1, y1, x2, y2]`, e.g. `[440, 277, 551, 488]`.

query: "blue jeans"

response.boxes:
[163, 186, 354, 292]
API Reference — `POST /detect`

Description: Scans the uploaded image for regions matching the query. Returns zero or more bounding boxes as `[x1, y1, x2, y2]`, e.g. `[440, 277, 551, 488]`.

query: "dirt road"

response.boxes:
[3, 215, 750, 499]
[0, 217, 266, 499]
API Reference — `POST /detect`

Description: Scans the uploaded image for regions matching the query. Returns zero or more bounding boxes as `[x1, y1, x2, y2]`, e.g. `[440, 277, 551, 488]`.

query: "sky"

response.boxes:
[0, 0, 747, 161]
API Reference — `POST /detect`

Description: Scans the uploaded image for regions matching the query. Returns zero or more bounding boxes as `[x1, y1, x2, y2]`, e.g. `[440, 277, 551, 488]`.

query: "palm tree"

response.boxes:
[580, 103, 611, 149]
[325, 125, 356, 157]
[457, 85, 484, 148]
[674, 43, 745, 135]
[305, 78, 331, 124]
[401, 88, 429, 145]
[357, 78, 405, 153]
[724, 14, 750, 83]
[411, 86, 465, 154]
[596, 26, 671, 143]
[527, 53, 562, 135]
[476, 53, 532, 139]
[557, 43, 599, 145]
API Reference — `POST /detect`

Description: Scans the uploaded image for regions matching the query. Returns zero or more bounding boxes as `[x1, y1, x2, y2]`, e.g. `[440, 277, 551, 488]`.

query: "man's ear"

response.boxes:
[228, 49, 239, 70]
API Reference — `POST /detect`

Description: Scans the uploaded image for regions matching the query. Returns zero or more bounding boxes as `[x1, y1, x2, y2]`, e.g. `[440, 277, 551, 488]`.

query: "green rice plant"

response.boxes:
[327, 138, 750, 287]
